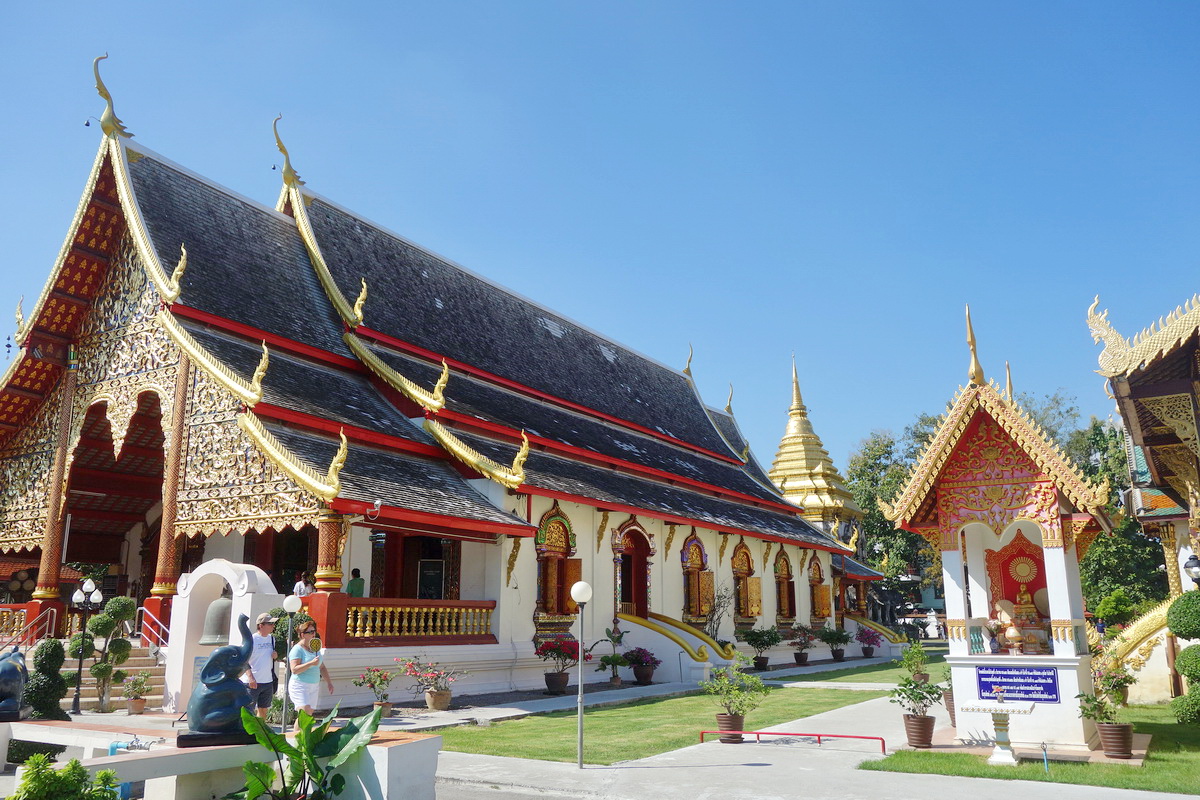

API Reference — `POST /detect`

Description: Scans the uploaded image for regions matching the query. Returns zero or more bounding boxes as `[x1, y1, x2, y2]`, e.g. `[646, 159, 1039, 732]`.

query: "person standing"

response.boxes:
[243, 612, 278, 720]
[346, 568, 366, 598]
[288, 622, 334, 729]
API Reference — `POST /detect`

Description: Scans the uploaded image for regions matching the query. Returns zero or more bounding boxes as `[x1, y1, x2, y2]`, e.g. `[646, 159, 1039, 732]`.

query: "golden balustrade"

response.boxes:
[339, 599, 497, 645]
[0, 608, 27, 638]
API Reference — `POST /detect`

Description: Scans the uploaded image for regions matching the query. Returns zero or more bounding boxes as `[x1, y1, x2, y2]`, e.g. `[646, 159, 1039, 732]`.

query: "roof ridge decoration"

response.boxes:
[424, 419, 529, 489]
[881, 380, 1109, 523]
[157, 309, 269, 406]
[237, 411, 348, 502]
[966, 304, 985, 387]
[93, 55, 132, 139]
[1089, 294, 1200, 378]
[272, 116, 362, 328]
[343, 333, 449, 413]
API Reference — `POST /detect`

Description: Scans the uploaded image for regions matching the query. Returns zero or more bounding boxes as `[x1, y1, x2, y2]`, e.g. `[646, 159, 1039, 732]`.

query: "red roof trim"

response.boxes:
[253, 403, 445, 459]
[170, 305, 362, 371]
[353, 325, 741, 465]
[520, 486, 841, 553]
[330, 498, 533, 537]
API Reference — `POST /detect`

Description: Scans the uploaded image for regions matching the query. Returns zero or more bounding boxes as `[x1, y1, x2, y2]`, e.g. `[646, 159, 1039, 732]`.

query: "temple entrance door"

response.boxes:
[272, 526, 315, 591]
[618, 530, 650, 617]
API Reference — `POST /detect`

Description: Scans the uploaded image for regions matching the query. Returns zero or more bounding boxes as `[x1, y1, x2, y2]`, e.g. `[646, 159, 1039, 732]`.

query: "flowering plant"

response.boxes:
[351, 666, 393, 702]
[1093, 661, 1136, 701]
[534, 639, 590, 672]
[395, 656, 466, 693]
[622, 647, 662, 668]
[791, 625, 817, 652]
[983, 619, 1004, 638]
[854, 627, 884, 647]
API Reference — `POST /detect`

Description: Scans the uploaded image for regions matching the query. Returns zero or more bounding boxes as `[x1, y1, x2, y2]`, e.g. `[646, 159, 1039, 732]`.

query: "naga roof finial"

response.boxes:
[683, 343, 693, 377]
[966, 304, 985, 387]
[352, 278, 368, 327]
[93, 54, 132, 139]
[725, 383, 734, 414]
[1005, 361, 1014, 402]
[14, 297, 24, 338]
[273, 115, 304, 187]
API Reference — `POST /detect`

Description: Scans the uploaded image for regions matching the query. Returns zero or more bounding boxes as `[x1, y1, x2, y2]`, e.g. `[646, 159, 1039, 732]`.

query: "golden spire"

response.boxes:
[966, 304, 985, 386]
[790, 355, 803, 413]
[683, 343, 693, 377]
[1005, 361, 1013, 402]
[272, 115, 304, 187]
[93, 54, 132, 138]
[725, 383, 734, 414]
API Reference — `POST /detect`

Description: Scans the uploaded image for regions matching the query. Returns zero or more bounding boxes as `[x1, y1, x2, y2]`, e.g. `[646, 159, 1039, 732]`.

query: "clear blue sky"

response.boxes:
[3, 3, 1199, 471]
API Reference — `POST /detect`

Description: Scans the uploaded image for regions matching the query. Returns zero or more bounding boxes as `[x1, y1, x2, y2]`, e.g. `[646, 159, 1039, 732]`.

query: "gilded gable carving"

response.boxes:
[0, 392, 61, 550]
[1142, 394, 1200, 461]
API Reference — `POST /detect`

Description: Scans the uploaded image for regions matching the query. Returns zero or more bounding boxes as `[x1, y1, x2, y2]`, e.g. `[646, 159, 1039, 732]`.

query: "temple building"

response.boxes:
[0, 64, 894, 707]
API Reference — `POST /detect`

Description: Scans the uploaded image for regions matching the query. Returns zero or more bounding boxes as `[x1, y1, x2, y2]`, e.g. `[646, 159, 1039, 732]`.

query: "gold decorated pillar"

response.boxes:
[1154, 522, 1183, 598]
[856, 581, 868, 614]
[33, 348, 79, 600]
[315, 508, 345, 592]
[151, 353, 191, 597]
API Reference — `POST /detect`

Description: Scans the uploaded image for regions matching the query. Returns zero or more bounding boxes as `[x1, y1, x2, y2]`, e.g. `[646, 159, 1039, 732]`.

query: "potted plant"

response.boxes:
[816, 625, 852, 661]
[742, 626, 783, 671]
[854, 626, 883, 658]
[791, 625, 817, 665]
[122, 671, 153, 715]
[352, 665, 394, 717]
[622, 647, 662, 685]
[534, 638, 587, 695]
[939, 666, 956, 728]
[1093, 661, 1136, 706]
[983, 618, 1004, 653]
[890, 676, 944, 748]
[395, 656, 466, 711]
[896, 640, 929, 682]
[592, 627, 628, 686]
[1077, 691, 1132, 759]
[700, 655, 769, 743]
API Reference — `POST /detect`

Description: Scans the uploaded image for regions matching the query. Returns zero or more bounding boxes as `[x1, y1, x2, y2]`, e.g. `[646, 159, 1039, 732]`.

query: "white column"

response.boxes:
[941, 548, 970, 657]
[1041, 540, 1080, 658]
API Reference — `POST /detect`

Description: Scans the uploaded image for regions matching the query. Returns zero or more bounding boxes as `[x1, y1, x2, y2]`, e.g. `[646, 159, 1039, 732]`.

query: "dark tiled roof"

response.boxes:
[369, 345, 788, 503]
[303, 196, 735, 455]
[126, 153, 351, 358]
[453, 431, 838, 549]
[269, 426, 523, 527]
[187, 325, 432, 446]
[704, 405, 779, 489]
[833, 554, 883, 580]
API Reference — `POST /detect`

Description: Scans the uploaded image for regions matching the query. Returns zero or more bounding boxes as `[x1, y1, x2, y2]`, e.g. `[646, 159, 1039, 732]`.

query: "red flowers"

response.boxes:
[534, 638, 587, 672]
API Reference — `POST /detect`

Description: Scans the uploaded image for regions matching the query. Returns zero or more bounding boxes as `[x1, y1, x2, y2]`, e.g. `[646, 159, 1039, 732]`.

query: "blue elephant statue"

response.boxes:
[186, 612, 254, 735]
[0, 646, 30, 721]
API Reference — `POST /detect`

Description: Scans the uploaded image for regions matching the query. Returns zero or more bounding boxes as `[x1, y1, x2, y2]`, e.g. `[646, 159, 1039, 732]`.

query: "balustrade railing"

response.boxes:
[341, 598, 496, 645]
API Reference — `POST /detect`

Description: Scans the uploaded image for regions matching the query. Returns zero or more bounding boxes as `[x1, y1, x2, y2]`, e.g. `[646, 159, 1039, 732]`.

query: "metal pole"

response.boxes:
[577, 599, 586, 769]
[71, 601, 91, 715]
[282, 612, 294, 732]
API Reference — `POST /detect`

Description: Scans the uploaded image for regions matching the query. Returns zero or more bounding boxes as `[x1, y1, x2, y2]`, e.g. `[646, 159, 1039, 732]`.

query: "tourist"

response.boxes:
[293, 572, 314, 597]
[346, 568, 366, 598]
[288, 623, 334, 729]
[243, 612, 278, 720]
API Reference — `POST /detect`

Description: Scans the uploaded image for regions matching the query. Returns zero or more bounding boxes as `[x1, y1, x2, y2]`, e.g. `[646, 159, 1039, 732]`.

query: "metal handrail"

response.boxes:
[136, 606, 169, 650]
[0, 607, 58, 652]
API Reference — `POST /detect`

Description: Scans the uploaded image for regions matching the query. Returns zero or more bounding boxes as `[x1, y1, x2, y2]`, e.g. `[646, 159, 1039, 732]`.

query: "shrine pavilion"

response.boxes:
[0, 61, 886, 706]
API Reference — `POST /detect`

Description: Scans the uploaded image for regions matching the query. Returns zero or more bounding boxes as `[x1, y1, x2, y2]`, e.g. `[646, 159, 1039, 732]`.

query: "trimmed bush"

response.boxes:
[1176, 644, 1200, 684]
[1171, 690, 1200, 725]
[10, 640, 71, 764]
[1167, 592, 1200, 641]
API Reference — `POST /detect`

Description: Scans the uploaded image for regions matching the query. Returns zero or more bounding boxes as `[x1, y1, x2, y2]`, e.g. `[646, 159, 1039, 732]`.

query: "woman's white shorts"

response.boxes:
[288, 676, 318, 709]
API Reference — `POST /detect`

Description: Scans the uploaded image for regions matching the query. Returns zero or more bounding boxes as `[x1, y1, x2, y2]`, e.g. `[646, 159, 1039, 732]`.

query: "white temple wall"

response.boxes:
[202, 531, 245, 563]
[341, 524, 372, 594]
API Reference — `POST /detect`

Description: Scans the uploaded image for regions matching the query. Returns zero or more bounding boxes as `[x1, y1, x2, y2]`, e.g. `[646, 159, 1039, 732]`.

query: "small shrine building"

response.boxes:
[884, 310, 1111, 750]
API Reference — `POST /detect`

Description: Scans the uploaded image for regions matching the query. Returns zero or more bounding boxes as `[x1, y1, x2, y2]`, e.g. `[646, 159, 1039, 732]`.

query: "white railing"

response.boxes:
[0, 607, 57, 653]
[136, 606, 170, 662]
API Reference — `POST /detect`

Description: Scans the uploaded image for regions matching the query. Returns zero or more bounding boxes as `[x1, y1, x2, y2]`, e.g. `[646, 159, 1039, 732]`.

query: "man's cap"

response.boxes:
[256, 613, 279, 625]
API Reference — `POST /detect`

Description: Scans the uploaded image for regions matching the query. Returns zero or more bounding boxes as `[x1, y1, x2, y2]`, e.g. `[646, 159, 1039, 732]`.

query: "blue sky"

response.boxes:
[3, 3, 1199, 471]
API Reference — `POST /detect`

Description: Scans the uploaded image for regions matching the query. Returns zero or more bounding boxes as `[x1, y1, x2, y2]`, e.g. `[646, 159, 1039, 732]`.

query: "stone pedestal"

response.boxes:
[958, 700, 1034, 765]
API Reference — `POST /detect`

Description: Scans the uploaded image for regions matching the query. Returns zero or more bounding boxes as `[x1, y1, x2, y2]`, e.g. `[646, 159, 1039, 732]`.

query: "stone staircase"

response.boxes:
[56, 642, 167, 713]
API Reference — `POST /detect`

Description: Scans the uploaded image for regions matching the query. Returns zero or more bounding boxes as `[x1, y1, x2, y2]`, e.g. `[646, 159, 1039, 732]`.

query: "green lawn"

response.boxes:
[788, 646, 947, 686]
[437, 686, 885, 765]
[861, 704, 1200, 795]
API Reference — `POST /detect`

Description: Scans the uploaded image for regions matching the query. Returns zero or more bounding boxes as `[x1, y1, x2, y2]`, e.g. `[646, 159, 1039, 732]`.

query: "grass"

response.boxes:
[788, 644, 948, 686]
[437, 686, 885, 765]
[861, 704, 1200, 795]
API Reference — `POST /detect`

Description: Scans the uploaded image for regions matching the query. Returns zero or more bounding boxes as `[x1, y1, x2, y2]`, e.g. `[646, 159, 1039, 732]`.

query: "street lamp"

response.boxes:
[1184, 554, 1200, 589]
[569, 580, 592, 770]
[281, 594, 303, 732]
[70, 578, 104, 715]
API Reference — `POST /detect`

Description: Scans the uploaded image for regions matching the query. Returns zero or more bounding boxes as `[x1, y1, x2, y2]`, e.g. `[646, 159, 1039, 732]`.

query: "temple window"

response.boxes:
[536, 506, 580, 615]
[681, 534, 713, 618]
[809, 556, 830, 623]
[774, 550, 795, 621]
[731, 543, 760, 619]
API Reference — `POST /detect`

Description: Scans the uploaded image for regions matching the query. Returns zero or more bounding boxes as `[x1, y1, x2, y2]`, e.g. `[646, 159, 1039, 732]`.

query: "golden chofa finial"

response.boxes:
[92, 54, 132, 139]
[683, 343, 693, 377]
[272, 115, 304, 187]
[352, 278, 368, 327]
[1005, 361, 1014, 402]
[725, 383, 734, 414]
[965, 304, 985, 386]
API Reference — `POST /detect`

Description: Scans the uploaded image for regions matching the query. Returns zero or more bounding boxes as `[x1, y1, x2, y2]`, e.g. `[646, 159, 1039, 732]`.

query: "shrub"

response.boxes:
[1094, 588, 1137, 626]
[622, 647, 662, 668]
[815, 626, 852, 648]
[1171, 690, 1200, 725]
[700, 656, 769, 716]
[1176, 644, 1200, 684]
[890, 676, 943, 716]
[742, 627, 783, 656]
[10, 640, 71, 765]
[854, 627, 884, 648]
[896, 641, 928, 675]
[791, 625, 817, 651]
[1167, 592, 1200, 641]
[9, 754, 119, 799]
[122, 672, 153, 700]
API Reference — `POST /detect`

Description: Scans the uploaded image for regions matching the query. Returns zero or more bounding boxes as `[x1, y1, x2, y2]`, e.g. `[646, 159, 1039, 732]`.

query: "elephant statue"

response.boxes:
[185, 612, 254, 736]
[0, 646, 30, 721]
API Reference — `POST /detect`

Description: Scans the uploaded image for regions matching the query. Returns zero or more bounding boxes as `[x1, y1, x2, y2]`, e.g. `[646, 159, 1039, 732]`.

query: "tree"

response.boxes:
[1017, 388, 1081, 447]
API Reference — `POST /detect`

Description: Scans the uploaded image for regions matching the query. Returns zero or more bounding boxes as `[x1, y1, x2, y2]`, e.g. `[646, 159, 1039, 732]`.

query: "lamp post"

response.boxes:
[281, 594, 303, 732]
[70, 578, 104, 715]
[569, 580, 593, 770]
[1185, 554, 1200, 589]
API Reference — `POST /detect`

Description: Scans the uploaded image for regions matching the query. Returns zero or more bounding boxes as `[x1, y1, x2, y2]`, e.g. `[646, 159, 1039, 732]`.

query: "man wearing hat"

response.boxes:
[243, 612, 279, 720]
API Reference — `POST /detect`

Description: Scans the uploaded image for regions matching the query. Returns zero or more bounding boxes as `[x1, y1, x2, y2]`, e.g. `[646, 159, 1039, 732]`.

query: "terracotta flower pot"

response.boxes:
[861, 646, 875, 658]
[830, 648, 845, 661]
[127, 697, 146, 715]
[912, 672, 930, 683]
[793, 652, 809, 665]
[544, 671, 570, 695]
[374, 701, 393, 718]
[903, 713, 935, 748]
[944, 688, 956, 728]
[632, 665, 655, 685]
[1096, 722, 1133, 759]
[609, 676, 624, 687]
[752, 656, 770, 671]
[716, 713, 745, 744]
[425, 690, 451, 711]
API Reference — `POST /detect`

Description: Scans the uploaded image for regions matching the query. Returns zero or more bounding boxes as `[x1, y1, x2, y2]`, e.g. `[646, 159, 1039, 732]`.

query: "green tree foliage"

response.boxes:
[1167, 592, 1200, 641]
[1093, 588, 1137, 626]
[9, 753, 118, 799]
[1174, 644, 1200, 683]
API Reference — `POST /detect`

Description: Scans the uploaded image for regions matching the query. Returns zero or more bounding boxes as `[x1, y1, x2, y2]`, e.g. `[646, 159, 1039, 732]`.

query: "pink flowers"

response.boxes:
[351, 666, 393, 701]
[395, 656, 466, 692]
